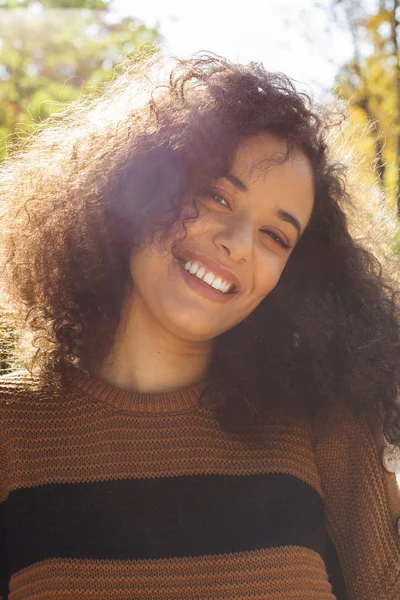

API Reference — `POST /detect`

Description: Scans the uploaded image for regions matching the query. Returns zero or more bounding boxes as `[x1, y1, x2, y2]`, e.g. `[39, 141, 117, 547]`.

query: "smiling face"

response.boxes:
[128, 133, 315, 342]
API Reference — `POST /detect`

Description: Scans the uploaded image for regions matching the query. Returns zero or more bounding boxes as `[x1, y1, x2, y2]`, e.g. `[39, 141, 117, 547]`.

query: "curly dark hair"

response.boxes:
[1, 52, 400, 444]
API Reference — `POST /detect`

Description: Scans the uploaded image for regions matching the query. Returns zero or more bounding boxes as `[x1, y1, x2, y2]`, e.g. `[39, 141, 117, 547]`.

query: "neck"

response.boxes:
[98, 289, 213, 394]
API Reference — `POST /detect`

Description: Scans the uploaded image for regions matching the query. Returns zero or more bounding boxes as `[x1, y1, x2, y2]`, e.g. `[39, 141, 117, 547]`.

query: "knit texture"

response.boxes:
[0, 369, 399, 599]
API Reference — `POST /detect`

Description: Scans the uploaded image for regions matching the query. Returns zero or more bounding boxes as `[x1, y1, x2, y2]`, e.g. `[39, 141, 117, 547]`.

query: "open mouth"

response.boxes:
[179, 257, 237, 295]
[176, 256, 240, 305]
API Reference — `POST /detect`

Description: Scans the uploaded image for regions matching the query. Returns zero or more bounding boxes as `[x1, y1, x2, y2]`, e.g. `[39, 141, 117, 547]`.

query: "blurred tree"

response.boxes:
[327, 0, 400, 212]
[0, 0, 161, 157]
[0, 0, 109, 7]
[0, 0, 160, 371]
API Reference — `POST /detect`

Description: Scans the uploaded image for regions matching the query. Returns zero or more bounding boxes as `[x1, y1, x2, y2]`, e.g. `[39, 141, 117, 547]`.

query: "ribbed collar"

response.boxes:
[72, 368, 206, 414]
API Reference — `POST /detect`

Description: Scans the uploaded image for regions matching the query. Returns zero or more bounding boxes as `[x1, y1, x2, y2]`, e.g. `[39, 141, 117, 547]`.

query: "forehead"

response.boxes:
[229, 133, 315, 228]
[232, 133, 313, 184]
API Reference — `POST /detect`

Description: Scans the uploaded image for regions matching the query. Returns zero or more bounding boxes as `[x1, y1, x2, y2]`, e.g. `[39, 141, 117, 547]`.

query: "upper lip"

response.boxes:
[180, 251, 242, 292]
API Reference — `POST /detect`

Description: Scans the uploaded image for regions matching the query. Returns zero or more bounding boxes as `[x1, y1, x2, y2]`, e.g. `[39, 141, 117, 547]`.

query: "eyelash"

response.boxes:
[262, 230, 291, 249]
[208, 192, 291, 250]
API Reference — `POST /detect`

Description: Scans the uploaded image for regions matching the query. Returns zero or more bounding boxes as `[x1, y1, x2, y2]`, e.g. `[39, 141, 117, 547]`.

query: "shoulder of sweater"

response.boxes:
[312, 405, 386, 477]
[0, 369, 41, 407]
[312, 404, 379, 444]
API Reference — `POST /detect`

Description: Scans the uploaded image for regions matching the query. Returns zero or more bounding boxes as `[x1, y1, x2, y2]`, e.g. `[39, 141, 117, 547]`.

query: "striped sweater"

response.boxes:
[0, 369, 400, 599]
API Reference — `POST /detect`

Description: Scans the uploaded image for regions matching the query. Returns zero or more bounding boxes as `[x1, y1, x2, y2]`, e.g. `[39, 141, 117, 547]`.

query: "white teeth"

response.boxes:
[203, 272, 214, 285]
[183, 259, 234, 294]
[221, 282, 230, 293]
[189, 261, 198, 274]
[212, 277, 223, 290]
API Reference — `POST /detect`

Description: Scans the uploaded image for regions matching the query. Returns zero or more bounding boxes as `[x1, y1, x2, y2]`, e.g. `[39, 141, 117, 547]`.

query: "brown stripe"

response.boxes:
[373, 422, 400, 534]
[2, 393, 321, 495]
[314, 411, 400, 600]
[9, 548, 335, 600]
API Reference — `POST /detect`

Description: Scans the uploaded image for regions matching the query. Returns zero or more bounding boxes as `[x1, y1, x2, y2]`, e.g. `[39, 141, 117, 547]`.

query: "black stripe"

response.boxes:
[0, 504, 9, 600]
[325, 536, 349, 600]
[5, 474, 330, 575]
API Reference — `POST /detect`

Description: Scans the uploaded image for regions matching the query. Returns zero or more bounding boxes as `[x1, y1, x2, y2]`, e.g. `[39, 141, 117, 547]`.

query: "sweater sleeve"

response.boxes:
[0, 508, 8, 600]
[0, 416, 9, 600]
[0, 374, 16, 600]
[314, 410, 400, 600]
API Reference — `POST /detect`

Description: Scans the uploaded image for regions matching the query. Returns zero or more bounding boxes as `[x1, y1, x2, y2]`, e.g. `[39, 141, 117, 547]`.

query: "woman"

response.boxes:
[0, 53, 400, 599]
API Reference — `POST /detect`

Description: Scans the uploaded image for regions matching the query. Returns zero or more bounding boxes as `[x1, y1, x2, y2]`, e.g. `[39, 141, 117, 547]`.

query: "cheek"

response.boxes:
[253, 255, 287, 299]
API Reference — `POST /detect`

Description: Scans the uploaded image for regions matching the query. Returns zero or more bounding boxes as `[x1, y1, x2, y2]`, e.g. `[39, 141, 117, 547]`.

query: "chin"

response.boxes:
[171, 321, 223, 342]
[165, 311, 231, 342]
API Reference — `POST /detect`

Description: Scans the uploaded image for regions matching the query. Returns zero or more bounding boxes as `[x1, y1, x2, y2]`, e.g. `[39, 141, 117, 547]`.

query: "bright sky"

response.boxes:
[111, 0, 354, 98]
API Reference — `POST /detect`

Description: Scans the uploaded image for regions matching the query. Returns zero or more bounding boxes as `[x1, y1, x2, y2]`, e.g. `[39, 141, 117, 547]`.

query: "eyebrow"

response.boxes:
[276, 209, 302, 240]
[224, 173, 302, 240]
[225, 173, 248, 192]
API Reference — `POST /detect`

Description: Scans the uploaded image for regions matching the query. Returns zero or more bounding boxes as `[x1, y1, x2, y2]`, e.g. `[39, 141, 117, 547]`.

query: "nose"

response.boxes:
[213, 218, 254, 263]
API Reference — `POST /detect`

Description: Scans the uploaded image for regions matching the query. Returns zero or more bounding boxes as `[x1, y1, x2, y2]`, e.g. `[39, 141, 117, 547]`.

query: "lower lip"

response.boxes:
[178, 261, 238, 304]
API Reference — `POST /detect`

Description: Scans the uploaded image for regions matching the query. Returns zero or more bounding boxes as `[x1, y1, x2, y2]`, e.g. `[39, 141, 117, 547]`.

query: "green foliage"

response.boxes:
[1, 0, 109, 10]
[0, 0, 160, 365]
[0, 1, 160, 156]
[334, 0, 400, 210]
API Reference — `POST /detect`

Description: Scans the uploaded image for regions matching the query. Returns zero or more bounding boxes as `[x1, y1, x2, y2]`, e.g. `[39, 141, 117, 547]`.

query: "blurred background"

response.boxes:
[0, 0, 399, 207]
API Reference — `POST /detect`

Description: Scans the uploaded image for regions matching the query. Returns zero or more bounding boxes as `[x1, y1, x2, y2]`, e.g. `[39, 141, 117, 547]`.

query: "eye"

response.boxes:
[215, 195, 229, 207]
[261, 229, 291, 250]
[204, 189, 231, 210]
